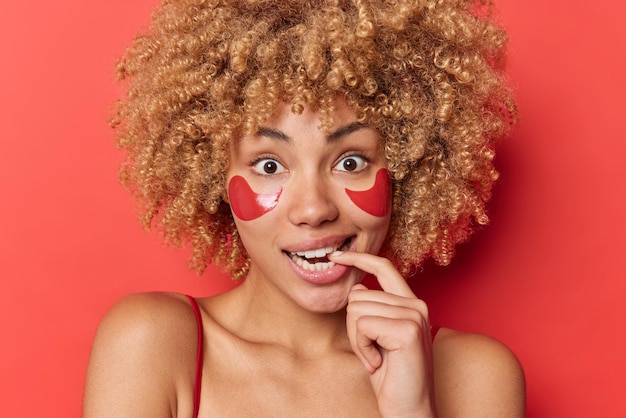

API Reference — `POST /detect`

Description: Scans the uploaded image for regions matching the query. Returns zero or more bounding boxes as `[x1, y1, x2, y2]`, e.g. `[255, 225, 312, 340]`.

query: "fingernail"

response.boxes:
[330, 250, 343, 257]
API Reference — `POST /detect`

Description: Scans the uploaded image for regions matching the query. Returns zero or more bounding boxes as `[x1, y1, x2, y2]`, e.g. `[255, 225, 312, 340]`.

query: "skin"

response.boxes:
[84, 98, 525, 417]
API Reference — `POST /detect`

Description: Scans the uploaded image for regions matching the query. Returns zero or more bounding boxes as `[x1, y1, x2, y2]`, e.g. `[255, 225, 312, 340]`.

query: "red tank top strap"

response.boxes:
[185, 295, 204, 418]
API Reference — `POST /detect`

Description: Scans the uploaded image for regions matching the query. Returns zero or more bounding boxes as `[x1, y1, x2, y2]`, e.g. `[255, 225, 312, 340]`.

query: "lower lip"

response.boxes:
[285, 254, 352, 285]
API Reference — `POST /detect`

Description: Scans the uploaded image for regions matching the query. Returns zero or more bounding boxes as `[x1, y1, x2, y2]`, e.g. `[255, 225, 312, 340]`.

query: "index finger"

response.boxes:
[329, 250, 415, 298]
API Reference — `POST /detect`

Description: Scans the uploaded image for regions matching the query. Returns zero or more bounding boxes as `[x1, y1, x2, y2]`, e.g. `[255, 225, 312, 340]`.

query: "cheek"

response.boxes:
[345, 168, 391, 217]
[228, 176, 282, 221]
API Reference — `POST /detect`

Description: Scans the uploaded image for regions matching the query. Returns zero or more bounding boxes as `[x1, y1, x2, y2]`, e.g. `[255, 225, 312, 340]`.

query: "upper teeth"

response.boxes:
[292, 245, 337, 259]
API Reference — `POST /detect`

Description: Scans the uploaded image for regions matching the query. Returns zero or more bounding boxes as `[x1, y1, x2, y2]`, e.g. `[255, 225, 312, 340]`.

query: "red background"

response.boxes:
[1, 1, 625, 416]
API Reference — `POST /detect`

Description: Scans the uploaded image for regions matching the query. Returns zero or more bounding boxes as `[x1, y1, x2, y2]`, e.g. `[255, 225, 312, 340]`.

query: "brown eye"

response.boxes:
[253, 158, 285, 175]
[342, 158, 358, 171]
[264, 161, 277, 173]
[335, 155, 367, 172]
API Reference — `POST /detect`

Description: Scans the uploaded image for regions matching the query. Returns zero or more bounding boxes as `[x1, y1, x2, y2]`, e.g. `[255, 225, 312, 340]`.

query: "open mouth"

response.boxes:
[285, 237, 353, 272]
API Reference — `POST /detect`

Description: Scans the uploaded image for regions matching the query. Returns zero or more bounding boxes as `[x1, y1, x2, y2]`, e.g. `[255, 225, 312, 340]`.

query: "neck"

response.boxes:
[214, 272, 351, 358]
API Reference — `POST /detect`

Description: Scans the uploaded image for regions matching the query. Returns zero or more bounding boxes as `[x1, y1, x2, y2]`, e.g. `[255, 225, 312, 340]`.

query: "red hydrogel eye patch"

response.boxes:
[345, 168, 391, 217]
[228, 175, 282, 221]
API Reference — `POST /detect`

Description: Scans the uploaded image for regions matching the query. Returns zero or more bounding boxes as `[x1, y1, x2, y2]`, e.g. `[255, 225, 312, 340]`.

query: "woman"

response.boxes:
[84, 0, 525, 416]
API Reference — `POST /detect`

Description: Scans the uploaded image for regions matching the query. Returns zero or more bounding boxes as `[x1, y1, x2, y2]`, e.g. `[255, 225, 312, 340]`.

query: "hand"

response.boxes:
[329, 250, 437, 418]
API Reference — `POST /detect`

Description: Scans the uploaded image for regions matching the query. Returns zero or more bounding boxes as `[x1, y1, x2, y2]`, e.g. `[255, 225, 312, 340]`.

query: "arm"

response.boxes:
[83, 293, 198, 418]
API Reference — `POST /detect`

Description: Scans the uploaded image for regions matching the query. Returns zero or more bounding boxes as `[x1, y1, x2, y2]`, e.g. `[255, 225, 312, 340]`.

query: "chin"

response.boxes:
[296, 281, 357, 314]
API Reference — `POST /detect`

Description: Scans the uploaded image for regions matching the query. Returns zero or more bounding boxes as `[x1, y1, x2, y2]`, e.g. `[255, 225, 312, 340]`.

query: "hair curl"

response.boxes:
[113, 0, 516, 278]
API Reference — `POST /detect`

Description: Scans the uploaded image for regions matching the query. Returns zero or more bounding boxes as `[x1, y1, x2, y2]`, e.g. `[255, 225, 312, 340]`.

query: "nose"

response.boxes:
[285, 173, 339, 227]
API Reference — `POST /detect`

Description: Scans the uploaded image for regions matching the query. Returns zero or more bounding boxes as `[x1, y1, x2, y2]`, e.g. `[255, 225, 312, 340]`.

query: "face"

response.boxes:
[227, 98, 391, 313]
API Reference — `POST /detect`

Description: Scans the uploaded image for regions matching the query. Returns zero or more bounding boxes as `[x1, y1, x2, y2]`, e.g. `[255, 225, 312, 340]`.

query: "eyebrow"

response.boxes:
[256, 127, 290, 141]
[255, 122, 368, 144]
[327, 122, 368, 142]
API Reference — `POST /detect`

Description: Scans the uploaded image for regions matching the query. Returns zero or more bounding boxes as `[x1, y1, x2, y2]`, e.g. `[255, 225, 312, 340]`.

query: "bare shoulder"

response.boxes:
[433, 328, 526, 418]
[84, 292, 199, 418]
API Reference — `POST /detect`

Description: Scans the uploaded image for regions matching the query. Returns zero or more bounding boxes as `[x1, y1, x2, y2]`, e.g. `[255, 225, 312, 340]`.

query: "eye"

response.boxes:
[252, 158, 285, 175]
[335, 155, 367, 172]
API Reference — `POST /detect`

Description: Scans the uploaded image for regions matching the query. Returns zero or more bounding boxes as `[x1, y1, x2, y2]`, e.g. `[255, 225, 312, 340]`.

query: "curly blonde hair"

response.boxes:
[113, 0, 516, 279]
